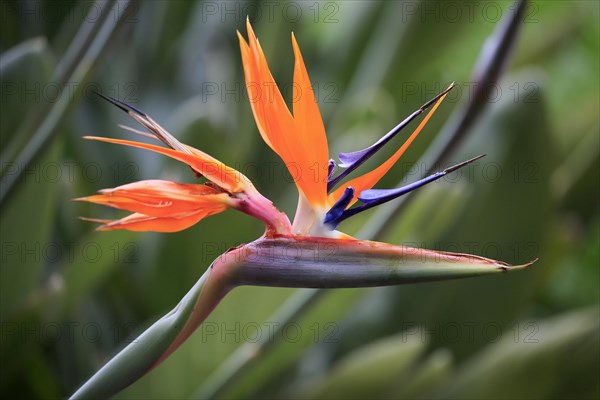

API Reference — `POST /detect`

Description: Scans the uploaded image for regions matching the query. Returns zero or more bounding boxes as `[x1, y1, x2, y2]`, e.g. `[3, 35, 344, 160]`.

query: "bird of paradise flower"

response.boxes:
[71, 20, 535, 399]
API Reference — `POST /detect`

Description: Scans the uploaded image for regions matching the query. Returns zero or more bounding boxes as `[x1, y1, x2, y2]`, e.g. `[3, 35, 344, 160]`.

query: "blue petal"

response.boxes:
[358, 188, 404, 202]
[327, 155, 485, 228]
[328, 84, 455, 192]
[328, 159, 336, 180]
[358, 174, 444, 204]
[359, 155, 485, 206]
[337, 148, 369, 168]
[324, 187, 355, 227]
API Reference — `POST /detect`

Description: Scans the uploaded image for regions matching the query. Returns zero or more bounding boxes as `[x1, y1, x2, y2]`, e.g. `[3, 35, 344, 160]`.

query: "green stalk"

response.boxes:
[70, 260, 234, 399]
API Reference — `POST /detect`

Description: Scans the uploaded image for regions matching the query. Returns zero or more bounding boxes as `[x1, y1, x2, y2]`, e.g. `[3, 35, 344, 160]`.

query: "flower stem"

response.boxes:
[235, 189, 293, 236]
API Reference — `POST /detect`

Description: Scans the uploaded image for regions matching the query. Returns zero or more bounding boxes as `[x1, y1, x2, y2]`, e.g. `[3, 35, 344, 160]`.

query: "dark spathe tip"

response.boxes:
[94, 91, 147, 117]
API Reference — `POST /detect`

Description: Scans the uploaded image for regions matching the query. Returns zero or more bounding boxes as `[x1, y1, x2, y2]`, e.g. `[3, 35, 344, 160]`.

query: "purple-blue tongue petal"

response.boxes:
[325, 155, 485, 229]
[337, 148, 370, 168]
[334, 105, 426, 169]
[357, 177, 440, 205]
[324, 187, 355, 227]
[358, 154, 485, 206]
[358, 188, 401, 202]
[328, 83, 455, 192]
[327, 159, 337, 180]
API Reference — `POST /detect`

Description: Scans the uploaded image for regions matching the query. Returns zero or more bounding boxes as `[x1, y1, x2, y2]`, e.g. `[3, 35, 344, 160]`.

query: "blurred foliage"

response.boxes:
[1, 0, 598, 399]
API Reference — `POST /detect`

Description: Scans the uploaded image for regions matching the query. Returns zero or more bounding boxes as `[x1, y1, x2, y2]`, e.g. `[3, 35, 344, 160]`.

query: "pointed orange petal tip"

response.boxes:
[79, 216, 113, 224]
[245, 17, 256, 43]
[236, 30, 246, 45]
[79, 213, 110, 231]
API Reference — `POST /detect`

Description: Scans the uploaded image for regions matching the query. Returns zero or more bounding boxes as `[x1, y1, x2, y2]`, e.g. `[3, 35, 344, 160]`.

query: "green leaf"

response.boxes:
[194, 288, 364, 399]
[59, 229, 139, 312]
[0, 136, 61, 319]
[300, 332, 426, 399]
[386, 348, 453, 399]
[431, 307, 600, 399]
[0, 37, 55, 161]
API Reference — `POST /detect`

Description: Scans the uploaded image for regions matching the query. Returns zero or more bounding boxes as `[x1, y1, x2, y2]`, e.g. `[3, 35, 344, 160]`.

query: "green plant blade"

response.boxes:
[0, 137, 61, 319]
[386, 348, 453, 399]
[299, 331, 426, 399]
[431, 307, 600, 399]
[0, 0, 134, 204]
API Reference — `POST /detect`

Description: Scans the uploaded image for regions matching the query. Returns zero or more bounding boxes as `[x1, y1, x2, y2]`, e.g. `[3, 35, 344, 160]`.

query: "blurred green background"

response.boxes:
[1, 0, 598, 398]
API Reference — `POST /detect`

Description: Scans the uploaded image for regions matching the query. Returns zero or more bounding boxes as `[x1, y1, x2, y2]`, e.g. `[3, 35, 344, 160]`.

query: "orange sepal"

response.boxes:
[83, 137, 251, 193]
[238, 21, 329, 206]
[94, 210, 220, 232]
[76, 180, 231, 218]
[291, 32, 329, 205]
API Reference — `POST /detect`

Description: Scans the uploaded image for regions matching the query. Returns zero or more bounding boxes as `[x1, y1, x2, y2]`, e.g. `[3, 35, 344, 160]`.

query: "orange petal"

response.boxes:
[239, 21, 328, 206]
[240, 22, 297, 162]
[330, 90, 450, 206]
[100, 180, 222, 198]
[83, 137, 251, 193]
[238, 30, 275, 150]
[291, 32, 329, 205]
[95, 210, 218, 232]
[76, 180, 231, 218]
